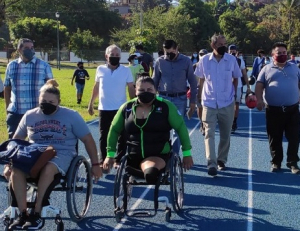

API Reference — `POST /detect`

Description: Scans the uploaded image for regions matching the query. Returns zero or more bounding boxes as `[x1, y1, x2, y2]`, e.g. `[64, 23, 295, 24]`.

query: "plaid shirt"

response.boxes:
[4, 57, 53, 114]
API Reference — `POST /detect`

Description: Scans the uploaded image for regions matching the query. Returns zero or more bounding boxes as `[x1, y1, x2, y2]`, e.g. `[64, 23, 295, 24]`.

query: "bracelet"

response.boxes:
[92, 162, 101, 166]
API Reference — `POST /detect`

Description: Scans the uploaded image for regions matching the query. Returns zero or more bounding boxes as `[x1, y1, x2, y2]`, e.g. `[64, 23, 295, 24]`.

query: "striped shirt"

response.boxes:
[4, 57, 53, 114]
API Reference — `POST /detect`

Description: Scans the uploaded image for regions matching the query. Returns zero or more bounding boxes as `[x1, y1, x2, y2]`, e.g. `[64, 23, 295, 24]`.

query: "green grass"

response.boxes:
[0, 61, 103, 143]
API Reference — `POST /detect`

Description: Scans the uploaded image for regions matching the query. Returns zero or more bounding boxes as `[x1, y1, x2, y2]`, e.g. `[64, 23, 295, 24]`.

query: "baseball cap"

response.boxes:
[228, 44, 237, 51]
[199, 49, 208, 55]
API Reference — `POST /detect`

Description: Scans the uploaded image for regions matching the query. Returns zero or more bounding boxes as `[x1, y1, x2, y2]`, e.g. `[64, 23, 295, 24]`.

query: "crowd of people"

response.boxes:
[1, 35, 300, 228]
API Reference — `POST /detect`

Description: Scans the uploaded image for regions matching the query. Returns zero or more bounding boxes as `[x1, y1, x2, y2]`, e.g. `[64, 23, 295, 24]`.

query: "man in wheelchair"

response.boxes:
[7, 80, 102, 230]
[103, 76, 193, 182]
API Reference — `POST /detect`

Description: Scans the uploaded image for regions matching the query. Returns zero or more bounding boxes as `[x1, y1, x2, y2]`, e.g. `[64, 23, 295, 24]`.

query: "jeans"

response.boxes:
[159, 94, 187, 154]
[6, 112, 24, 139]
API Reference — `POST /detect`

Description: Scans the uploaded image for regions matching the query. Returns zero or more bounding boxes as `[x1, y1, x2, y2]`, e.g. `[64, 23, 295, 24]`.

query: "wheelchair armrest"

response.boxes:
[125, 166, 144, 179]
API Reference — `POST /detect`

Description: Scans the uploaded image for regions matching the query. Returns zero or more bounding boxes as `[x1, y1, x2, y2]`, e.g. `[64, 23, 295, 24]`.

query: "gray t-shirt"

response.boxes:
[257, 62, 300, 106]
[15, 106, 91, 173]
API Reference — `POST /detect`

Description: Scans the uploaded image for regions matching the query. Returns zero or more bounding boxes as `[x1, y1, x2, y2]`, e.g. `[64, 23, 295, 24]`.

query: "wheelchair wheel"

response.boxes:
[113, 155, 127, 220]
[170, 153, 184, 213]
[66, 156, 92, 222]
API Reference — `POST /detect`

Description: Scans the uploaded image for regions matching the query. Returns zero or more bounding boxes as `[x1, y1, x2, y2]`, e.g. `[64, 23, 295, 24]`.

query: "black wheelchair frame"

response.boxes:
[1, 155, 93, 231]
[113, 152, 184, 222]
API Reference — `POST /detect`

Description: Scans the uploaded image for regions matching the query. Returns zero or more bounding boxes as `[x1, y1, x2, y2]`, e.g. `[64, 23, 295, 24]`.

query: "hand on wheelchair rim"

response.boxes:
[102, 157, 115, 174]
[183, 156, 194, 171]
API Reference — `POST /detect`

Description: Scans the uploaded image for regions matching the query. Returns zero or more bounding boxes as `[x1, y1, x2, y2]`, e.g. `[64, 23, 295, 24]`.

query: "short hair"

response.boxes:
[17, 38, 34, 50]
[158, 50, 164, 56]
[163, 40, 178, 49]
[211, 33, 225, 45]
[135, 44, 144, 50]
[257, 49, 265, 55]
[105, 44, 121, 55]
[40, 79, 60, 100]
[135, 76, 155, 88]
[128, 54, 137, 62]
[77, 61, 83, 66]
[237, 51, 243, 56]
[272, 42, 287, 50]
[228, 44, 237, 51]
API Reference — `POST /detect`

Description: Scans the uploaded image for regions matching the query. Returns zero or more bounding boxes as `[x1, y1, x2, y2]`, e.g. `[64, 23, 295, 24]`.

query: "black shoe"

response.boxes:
[208, 167, 217, 176]
[22, 212, 44, 230]
[200, 123, 205, 136]
[271, 163, 281, 172]
[9, 211, 28, 230]
[231, 122, 237, 133]
[217, 161, 226, 170]
[286, 163, 300, 174]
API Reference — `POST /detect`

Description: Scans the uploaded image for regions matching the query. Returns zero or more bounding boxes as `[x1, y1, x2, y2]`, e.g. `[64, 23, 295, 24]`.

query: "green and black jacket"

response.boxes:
[107, 96, 192, 159]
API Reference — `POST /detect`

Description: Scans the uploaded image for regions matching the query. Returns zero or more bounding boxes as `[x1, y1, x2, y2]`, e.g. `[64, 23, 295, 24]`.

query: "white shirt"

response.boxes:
[95, 64, 133, 110]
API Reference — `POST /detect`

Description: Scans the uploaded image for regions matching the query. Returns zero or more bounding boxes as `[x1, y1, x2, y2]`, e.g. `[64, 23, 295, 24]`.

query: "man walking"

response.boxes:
[152, 39, 197, 155]
[88, 44, 135, 165]
[4, 38, 53, 138]
[195, 34, 241, 176]
[255, 42, 300, 174]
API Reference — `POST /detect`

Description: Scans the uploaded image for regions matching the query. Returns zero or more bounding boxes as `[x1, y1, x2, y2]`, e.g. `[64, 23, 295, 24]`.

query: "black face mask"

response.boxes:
[79, 66, 84, 69]
[40, 102, 57, 115]
[137, 92, 155, 104]
[166, 52, 176, 61]
[217, 46, 227, 56]
[109, 57, 120, 66]
[231, 52, 236, 56]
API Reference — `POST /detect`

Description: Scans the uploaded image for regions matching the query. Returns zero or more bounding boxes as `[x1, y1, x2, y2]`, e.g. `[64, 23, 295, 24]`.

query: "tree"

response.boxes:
[9, 17, 68, 55]
[176, 0, 220, 50]
[69, 29, 104, 62]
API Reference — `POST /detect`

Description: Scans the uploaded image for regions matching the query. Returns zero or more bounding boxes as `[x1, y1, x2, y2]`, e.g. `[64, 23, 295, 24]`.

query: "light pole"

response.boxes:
[55, 12, 60, 70]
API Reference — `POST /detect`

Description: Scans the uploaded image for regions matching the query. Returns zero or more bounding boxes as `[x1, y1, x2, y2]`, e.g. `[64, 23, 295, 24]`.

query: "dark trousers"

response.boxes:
[266, 104, 300, 165]
[99, 110, 126, 163]
[6, 112, 24, 139]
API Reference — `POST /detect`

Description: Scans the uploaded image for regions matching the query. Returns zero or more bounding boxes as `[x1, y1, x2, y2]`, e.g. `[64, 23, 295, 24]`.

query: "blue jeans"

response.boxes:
[159, 94, 187, 154]
[6, 112, 24, 139]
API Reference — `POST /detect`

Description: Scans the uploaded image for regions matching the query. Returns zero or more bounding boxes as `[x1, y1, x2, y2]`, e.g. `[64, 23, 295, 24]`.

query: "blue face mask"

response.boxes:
[133, 59, 139, 65]
[23, 49, 35, 60]
[193, 53, 198, 58]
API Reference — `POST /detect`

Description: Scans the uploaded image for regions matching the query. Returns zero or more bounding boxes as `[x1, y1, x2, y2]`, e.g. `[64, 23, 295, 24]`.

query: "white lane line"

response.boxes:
[247, 109, 253, 231]
[113, 120, 200, 231]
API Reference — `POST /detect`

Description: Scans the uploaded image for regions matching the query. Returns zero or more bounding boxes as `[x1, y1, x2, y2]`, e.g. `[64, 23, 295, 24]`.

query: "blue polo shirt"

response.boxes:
[257, 62, 300, 106]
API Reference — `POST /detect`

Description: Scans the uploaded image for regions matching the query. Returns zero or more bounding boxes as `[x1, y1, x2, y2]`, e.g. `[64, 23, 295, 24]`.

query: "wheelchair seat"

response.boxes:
[2, 155, 93, 231]
[113, 152, 184, 222]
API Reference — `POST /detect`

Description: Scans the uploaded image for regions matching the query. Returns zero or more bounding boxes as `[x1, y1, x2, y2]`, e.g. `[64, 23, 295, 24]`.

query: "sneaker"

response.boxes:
[231, 122, 237, 133]
[22, 212, 44, 230]
[217, 161, 226, 170]
[9, 211, 28, 230]
[200, 123, 205, 136]
[271, 163, 281, 172]
[208, 167, 217, 176]
[286, 163, 300, 174]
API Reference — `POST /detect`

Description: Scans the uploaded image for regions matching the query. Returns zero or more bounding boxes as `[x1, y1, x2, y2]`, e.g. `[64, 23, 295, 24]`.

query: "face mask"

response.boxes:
[137, 92, 155, 104]
[40, 102, 57, 115]
[193, 54, 198, 58]
[133, 59, 139, 65]
[231, 52, 236, 56]
[238, 55, 243, 59]
[217, 46, 227, 56]
[273, 55, 287, 63]
[23, 49, 35, 60]
[79, 66, 84, 69]
[166, 52, 176, 61]
[109, 57, 120, 66]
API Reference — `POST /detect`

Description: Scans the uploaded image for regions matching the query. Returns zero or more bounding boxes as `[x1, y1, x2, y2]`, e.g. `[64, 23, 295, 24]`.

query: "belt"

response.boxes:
[159, 92, 186, 97]
[266, 103, 298, 112]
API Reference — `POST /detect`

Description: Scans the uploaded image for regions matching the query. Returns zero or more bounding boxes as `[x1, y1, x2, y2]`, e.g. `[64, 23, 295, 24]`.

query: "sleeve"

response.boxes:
[14, 112, 29, 139]
[251, 58, 258, 76]
[257, 66, 266, 85]
[152, 59, 161, 88]
[95, 66, 101, 82]
[194, 57, 204, 79]
[187, 60, 197, 104]
[165, 100, 192, 156]
[126, 68, 134, 83]
[106, 103, 126, 158]
[71, 111, 91, 139]
[232, 58, 242, 78]
[85, 70, 90, 77]
[73, 70, 77, 78]
[4, 63, 11, 87]
[45, 63, 53, 80]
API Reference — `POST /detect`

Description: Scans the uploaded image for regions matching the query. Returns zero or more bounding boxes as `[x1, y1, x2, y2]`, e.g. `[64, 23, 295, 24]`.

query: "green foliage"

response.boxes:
[9, 17, 68, 53]
[128, 29, 158, 54]
[69, 29, 104, 62]
[0, 37, 7, 50]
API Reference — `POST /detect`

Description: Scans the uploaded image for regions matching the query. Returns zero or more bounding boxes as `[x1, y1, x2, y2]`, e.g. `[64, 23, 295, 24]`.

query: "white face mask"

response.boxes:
[239, 55, 243, 59]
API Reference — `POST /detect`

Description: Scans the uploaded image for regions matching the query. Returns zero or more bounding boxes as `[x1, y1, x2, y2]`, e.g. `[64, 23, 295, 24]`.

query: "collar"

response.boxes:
[209, 52, 230, 61]
[18, 57, 37, 64]
[270, 61, 291, 69]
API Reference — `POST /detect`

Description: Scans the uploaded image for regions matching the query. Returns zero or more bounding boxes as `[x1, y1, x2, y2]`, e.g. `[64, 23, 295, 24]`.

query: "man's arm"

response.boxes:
[152, 59, 161, 89]
[4, 86, 11, 112]
[127, 82, 135, 99]
[255, 82, 265, 111]
[88, 82, 99, 115]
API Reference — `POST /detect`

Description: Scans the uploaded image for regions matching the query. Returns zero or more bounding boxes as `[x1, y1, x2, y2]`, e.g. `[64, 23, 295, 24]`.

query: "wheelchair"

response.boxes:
[0, 155, 93, 231]
[113, 151, 184, 222]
